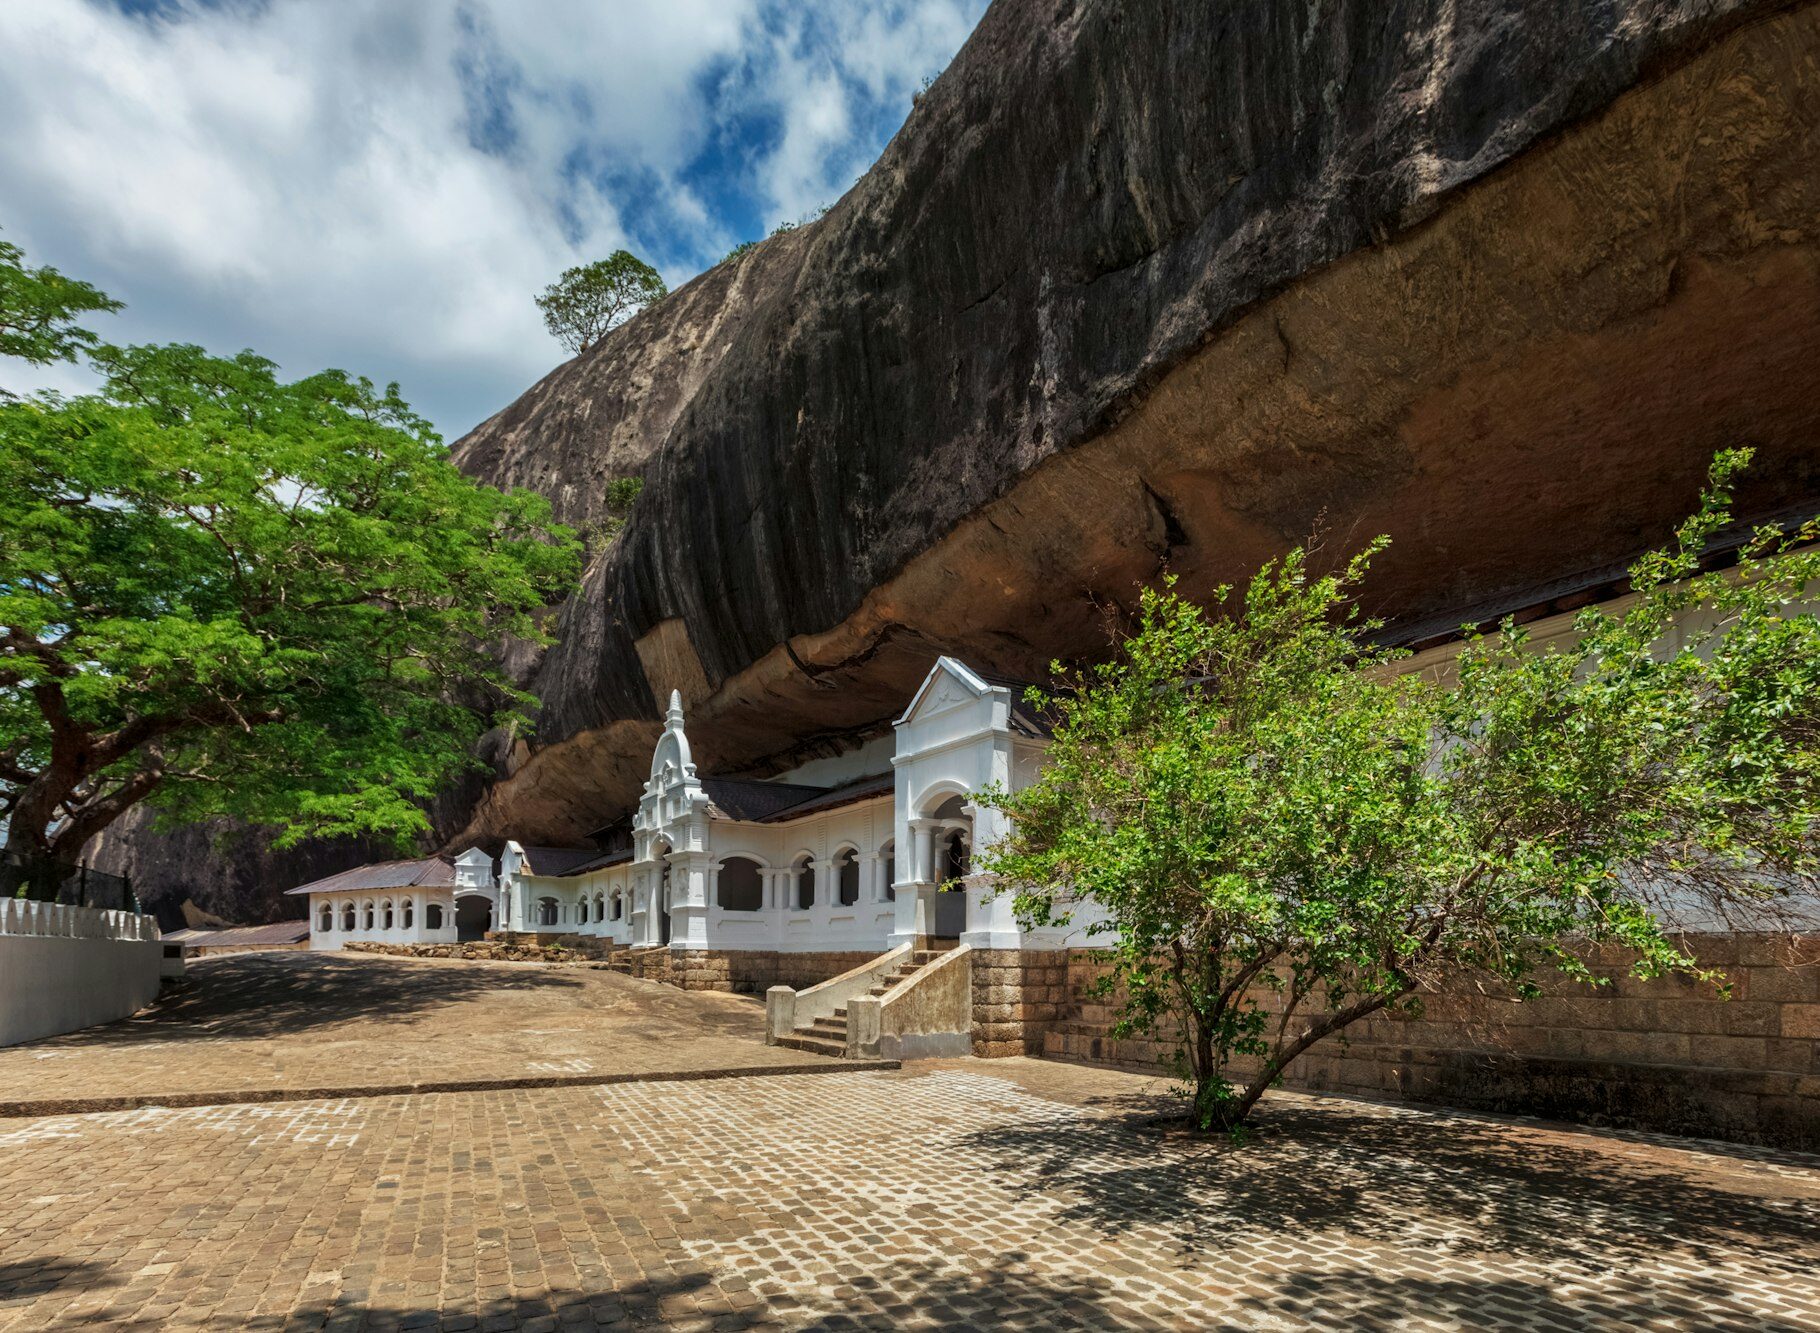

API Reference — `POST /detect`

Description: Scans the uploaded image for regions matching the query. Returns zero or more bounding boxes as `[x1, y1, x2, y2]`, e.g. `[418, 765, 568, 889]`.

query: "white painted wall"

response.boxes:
[0, 900, 162, 1047]
[306, 888, 465, 951]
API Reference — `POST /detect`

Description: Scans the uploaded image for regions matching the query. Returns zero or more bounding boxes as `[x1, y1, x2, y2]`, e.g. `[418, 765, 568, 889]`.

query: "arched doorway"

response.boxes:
[455, 895, 491, 941]
[930, 794, 971, 939]
[656, 843, 673, 945]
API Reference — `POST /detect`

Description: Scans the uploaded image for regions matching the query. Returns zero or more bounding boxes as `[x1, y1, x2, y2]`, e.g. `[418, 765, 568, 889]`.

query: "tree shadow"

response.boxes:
[0, 1258, 116, 1302]
[23, 951, 586, 1047]
[15, 1257, 1155, 1331]
[1231, 1269, 1813, 1332]
[955, 1093, 1820, 1277]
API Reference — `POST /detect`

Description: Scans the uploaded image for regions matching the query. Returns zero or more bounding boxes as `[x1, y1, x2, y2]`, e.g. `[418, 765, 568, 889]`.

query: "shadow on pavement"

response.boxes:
[32, 951, 586, 1046]
[954, 1094, 1820, 1276]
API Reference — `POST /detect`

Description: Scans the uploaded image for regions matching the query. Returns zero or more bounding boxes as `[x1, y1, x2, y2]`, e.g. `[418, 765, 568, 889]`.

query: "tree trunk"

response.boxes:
[1208, 990, 1406, 1131]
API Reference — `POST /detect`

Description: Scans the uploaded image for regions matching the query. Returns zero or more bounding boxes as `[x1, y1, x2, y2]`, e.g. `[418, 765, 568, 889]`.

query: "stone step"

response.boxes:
[808, 1017, 847, 1038]
[774, 1032, 847, 1058]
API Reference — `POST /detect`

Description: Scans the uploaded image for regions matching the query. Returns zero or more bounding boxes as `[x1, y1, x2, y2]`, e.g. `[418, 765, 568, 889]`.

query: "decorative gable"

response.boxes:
[894, 657, 993, 727]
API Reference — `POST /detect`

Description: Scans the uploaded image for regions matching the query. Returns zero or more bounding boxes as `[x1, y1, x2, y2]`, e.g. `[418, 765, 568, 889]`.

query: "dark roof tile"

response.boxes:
[283, 856, 456, 896]
[760, 772, 895, 822]
[517, 845, 606, 877]
[701, 777, 831, 822]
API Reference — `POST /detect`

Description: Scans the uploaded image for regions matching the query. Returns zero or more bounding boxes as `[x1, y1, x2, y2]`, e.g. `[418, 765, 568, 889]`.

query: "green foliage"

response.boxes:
[535, 251, 667, 355]
[1, 336, 580, 862]
[720, 206, 832, 265]
[604, 477, 644, 511]
[578, 476, 646, 552]
[0, 233, 122, 383]
[981, 451, 1820, 1132]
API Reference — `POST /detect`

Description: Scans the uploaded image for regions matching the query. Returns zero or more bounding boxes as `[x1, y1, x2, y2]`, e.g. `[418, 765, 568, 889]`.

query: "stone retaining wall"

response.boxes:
[345, 941, 599, 965]
[1041, 934, 1820, 1150]
[660, 949, 880, 994]
[344, 939, 872, 996]
[970, 949, 1069, 1058]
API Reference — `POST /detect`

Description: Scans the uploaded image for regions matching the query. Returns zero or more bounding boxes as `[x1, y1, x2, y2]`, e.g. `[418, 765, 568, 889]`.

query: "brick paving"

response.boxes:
[2, 1058, 1817, 1330]
[0, 953, 842, 1112]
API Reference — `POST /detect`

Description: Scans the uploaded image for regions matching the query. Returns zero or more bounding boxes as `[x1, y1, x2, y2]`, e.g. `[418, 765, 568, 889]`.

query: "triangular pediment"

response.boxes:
[895, 657, 993, 726]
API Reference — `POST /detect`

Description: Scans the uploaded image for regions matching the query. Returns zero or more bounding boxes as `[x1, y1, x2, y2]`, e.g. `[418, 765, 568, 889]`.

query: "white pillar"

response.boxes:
[908, 818, 938, 885]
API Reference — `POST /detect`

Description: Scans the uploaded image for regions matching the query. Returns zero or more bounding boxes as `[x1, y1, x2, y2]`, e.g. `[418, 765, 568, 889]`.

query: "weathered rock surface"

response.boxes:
[109, 0, 1820, 914]
[450, 0, 1820, 848]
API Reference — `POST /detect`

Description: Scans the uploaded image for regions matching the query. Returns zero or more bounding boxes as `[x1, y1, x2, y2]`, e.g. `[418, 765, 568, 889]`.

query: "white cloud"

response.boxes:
[0, 0, 984, 438]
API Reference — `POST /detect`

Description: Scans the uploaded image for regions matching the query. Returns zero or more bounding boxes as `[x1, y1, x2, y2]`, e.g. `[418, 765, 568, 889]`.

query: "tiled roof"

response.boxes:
[543, 847, 634, 878]
[162, 921, 311, 947]
[517, 845, 607, 877]
[976, 671, 1060, 738]
[761, 772, 895, 822]
[283, 856, 457, 896]
[701, 777, 831, 822]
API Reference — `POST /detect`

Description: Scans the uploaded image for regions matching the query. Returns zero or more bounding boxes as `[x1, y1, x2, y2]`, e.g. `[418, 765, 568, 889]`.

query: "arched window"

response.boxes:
[881, 842, 896, 902]
[611, 891, 623, 921]
[835, 848, 860, 907]
[402, 900, 414, 929]
[426, 903, 444, 930]
[341, 902, 356, 931]
[794, 856, 815, 910]
[718, 857, 763, 912]
[537, 897, 559, 927]
[381, 900, 394, 930]
[318, 903, 333, 932]
[594, 894, 605, 922]
[363, 900, 376, 930]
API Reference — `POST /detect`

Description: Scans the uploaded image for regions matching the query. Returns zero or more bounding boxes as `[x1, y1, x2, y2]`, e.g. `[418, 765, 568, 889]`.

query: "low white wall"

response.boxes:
[0, 900, 163, 1047]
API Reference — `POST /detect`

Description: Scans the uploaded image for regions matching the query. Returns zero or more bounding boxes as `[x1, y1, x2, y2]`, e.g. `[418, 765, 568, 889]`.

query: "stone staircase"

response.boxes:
[774, 942, 956, 1057]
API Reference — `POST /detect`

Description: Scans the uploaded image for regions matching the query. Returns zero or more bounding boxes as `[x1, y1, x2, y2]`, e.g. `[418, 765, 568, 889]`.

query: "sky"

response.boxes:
[0, 0, 988, 440]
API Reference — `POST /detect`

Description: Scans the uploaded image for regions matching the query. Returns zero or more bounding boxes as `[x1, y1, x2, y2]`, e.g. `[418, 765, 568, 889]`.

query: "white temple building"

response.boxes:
[294, 657, 1083, 962]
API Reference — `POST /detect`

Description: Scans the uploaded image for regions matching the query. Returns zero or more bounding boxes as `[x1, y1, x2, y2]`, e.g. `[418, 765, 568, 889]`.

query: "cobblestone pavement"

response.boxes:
[2, 1058, 1817, 1331]
[0, 953, 836, 1110]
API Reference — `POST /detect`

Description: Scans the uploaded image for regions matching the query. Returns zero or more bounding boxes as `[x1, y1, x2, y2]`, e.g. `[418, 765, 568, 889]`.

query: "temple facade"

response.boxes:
[296, 657, 1087, 964]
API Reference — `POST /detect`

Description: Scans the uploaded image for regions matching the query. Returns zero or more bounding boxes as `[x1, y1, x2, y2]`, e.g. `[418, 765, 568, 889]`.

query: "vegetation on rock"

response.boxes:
[0, 240, 580, 868]
[981, 452, 1820, 1132]
[535, 251, 668, 355]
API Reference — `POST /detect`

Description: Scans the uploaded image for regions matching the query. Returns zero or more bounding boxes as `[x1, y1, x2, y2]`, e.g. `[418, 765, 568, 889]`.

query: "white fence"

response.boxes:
[0, 900, 163, 1046]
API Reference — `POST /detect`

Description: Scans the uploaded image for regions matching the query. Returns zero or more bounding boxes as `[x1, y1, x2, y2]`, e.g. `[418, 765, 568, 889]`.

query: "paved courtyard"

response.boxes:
[0, 953, 845, 1113]
[4, 1057, 1820, 1329]
[2, 954, 1818, 1329]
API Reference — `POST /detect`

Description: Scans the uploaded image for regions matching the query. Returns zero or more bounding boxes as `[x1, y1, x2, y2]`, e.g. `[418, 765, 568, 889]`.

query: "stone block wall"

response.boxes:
[970, 948, 1069, 1057]
[603, 946, 875, 995]
[1040, 935, 1820, 1150]
[663, 949, 878, 994]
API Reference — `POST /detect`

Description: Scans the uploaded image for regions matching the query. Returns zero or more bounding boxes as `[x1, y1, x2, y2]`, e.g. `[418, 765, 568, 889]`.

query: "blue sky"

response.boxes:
[0, 0, 987, 438]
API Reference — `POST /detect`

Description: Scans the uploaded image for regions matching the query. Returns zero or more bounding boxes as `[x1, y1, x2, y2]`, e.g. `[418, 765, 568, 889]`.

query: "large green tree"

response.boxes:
[982, 452, 1820, 1132]
[0, 231, 120, 383]
[1, 250, 579, 868]
[535, 251, 667, 355]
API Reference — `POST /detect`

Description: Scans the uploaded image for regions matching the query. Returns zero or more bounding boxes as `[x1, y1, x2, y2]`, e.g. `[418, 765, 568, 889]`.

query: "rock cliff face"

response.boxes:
[110, 0, 1820, 916]
[448, 0, 1820, 849]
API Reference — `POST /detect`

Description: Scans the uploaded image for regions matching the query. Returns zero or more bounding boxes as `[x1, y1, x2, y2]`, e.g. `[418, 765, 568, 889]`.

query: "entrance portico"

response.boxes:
[889, 658, 1049, 950]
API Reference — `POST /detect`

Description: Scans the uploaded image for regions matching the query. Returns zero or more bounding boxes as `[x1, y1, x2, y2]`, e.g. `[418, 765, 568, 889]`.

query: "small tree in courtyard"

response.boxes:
[980, 451, 1820, 1132]
[535, 251, 667, 355]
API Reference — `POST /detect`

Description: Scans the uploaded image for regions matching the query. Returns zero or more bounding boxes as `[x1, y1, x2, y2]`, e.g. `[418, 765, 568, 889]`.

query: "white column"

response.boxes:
[860, 853, 882, 904]
[907, 818, 938, 885]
